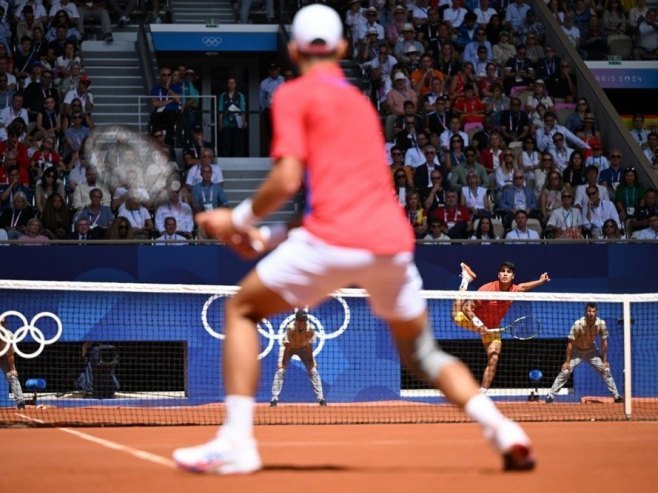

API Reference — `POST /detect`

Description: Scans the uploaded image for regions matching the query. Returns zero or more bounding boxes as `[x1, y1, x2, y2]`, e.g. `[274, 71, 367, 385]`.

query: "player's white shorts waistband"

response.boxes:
[256, 228, 426, 321]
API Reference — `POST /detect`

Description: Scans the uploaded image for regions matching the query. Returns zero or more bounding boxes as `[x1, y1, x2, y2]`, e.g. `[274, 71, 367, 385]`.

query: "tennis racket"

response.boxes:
[85, 125, 181, 207]
[485, 316, 542, 340]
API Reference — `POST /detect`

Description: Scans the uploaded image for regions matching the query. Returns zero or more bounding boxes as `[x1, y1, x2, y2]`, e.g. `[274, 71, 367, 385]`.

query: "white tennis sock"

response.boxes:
[465, 393, 505, 430]
[223, 395, 255, 437]
[459, 277, 470, 291]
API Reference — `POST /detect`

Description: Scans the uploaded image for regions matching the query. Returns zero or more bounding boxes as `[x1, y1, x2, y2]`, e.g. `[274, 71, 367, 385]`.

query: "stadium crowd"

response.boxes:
[0, 0, 656, 244]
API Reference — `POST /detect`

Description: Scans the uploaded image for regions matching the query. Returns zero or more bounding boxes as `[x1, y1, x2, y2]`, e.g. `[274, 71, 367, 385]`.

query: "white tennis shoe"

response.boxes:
[173, 429, 262, 475]
[487, 420, 536, 471]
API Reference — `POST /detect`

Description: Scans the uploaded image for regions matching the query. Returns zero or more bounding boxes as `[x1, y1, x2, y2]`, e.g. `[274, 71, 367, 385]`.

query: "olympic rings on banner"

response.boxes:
[201, 294, 351, 360]
[0, 310, 63, 359]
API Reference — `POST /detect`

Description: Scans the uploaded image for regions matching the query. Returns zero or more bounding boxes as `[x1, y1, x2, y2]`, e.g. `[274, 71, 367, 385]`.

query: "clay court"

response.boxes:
[2, 418, 656, 493]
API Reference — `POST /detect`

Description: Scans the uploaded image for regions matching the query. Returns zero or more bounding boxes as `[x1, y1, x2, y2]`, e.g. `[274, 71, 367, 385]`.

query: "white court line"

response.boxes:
[15, 413, 176, 469]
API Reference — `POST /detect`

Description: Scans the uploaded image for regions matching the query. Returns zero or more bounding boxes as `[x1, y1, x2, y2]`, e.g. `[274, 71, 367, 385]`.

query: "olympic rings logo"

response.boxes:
[201, 295, 351, 360]
[0, 310, 63, 359]
[201, 36, 222, 47]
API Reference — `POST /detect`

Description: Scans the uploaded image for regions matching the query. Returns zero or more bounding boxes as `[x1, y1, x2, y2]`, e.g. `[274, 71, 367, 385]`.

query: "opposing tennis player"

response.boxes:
[270, 309, 326, 407]
[0, 319, 26, 409]
[452, 261, 550, 394]
[173, 4, 535, 474]
[545, 302, 623, 404]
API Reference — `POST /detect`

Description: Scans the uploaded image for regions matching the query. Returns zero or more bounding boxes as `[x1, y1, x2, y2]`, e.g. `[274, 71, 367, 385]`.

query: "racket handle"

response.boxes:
[485, 328, 504, 334]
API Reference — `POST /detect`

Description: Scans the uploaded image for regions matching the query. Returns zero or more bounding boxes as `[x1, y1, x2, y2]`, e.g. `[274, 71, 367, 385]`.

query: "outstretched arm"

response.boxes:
[517, 272, 550, 292]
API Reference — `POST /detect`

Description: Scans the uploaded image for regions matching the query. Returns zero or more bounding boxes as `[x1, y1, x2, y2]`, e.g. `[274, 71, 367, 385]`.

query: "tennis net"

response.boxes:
[0, 280, 656, 427]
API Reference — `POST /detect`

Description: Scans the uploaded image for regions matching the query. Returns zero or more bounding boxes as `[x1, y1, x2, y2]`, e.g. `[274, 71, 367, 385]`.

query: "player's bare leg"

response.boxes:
[389, 312, 535, 471]
[173, 269, 292, 474]
[481, 340, 501, 393]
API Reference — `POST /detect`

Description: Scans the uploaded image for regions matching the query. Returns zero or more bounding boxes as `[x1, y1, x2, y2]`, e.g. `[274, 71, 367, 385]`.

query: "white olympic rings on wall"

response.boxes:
[201, 294, 351, 360]
[0, 310, 63, 359]
[201, 36, 222, 47]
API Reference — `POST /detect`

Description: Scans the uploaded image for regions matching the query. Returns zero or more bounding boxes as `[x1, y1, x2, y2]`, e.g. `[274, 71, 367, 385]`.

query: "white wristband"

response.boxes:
[258, 223, 288, 249]
[470, 316, 484, 329]
[231, 199, 257, 231]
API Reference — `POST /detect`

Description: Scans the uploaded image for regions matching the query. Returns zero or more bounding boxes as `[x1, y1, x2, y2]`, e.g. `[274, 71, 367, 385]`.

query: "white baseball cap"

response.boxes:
[292, 4, 343, 55]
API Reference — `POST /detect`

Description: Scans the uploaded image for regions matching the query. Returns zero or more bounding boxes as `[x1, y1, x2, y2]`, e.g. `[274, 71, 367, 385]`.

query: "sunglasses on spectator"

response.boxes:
[395, 174, 405, 178]
[587, 191, 598, 196]
[562, 194, 572, 198]
[431, 175, 441, 180]
[611, 154, 621, 158]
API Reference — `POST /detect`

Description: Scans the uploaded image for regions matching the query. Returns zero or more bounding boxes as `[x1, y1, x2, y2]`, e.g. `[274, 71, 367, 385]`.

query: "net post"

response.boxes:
[623, 299, 632, 420]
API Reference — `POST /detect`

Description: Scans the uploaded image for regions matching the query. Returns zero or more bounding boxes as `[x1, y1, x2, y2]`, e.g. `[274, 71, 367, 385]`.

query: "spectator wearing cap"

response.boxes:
[578, 113, 602, 156]
[462, 26, 493, 67]
[385, 4, 408, 47]
[63, 72, 93, 116]
[218, 76, 247, 157]
[393, 23, 423, 64]
[385, 72, 418, 117]
[356, 7, 384, 42]
[356, 26, 381, 63]
[403, 44, 423, 72]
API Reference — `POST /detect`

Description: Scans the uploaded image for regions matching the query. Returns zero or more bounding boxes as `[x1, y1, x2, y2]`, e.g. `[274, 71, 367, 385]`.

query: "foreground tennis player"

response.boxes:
[173, 4, 535, 474]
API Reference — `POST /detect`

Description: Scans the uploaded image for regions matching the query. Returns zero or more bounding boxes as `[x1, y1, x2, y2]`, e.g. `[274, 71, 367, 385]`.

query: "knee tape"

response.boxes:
[412, 328, 457, 381]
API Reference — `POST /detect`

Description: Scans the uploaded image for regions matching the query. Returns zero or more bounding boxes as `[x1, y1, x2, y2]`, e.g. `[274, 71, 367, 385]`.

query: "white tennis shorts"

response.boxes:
[256, 228, 426, 321]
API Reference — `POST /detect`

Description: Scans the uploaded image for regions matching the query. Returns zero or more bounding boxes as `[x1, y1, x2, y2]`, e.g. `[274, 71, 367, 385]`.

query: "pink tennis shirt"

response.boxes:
[270, 63, 414, 254]
[475, 281, 521, 328]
